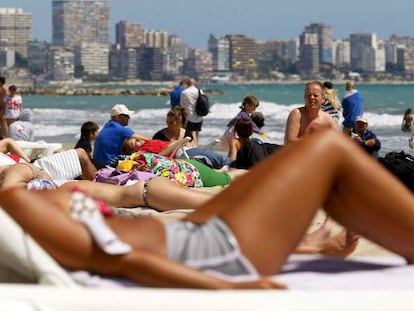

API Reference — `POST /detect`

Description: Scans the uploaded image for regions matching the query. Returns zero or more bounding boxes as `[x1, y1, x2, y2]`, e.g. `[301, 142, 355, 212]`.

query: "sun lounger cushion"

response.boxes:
[0, 209, 78, 287]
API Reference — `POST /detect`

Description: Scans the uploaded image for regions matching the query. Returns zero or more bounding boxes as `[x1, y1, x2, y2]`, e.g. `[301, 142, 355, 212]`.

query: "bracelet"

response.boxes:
[142, 177, 155, 207]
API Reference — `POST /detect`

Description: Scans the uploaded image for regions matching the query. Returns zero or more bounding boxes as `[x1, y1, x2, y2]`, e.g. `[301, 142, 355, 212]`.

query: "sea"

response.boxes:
[24, 83, 414, 157]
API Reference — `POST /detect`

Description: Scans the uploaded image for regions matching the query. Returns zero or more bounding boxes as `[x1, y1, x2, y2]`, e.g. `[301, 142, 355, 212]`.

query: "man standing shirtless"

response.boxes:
[284, 81, 338, 144]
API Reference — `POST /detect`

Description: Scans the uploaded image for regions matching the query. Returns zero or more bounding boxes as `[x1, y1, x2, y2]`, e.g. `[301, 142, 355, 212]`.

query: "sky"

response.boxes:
[2, 0, 414, 49]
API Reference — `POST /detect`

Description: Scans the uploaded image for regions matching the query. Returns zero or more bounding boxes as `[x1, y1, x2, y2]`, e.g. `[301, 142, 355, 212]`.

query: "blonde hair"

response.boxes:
[346, 81, 354, 91]
[325, 88, 340, 110]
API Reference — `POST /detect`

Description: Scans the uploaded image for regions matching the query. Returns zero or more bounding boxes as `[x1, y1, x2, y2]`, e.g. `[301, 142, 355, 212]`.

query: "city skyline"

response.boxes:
[1, 0, 414, 49]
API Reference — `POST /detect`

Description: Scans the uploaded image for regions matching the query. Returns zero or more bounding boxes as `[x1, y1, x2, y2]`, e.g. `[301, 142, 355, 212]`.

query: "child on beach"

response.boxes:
[220, 95, 263, 147]
[75, 121, 99, 158]
[3, 85, 23, 137]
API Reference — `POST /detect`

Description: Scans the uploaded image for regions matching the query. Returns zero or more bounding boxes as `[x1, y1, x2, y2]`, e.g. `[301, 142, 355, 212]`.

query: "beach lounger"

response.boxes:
[1, 206, 414, 310]
[0, 208, 77, 287]
[2, 203, 414, 310]
[16, 141, 63, 159]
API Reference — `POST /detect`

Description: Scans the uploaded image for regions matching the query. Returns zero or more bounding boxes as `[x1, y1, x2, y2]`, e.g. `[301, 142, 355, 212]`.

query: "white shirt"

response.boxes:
[180, 86, 203, 123]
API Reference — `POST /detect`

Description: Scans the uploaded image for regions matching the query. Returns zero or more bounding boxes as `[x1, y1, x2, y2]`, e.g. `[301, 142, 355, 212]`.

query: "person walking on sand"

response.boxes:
[180, 78, 203, 145]
[284, 81, 338, 144]
[170, 79, 189, 109]
[342, 80, 364, 135]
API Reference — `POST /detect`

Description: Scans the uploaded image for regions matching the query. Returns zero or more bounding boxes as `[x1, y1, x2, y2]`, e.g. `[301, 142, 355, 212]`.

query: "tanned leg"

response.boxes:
[185, 129, 414, 275]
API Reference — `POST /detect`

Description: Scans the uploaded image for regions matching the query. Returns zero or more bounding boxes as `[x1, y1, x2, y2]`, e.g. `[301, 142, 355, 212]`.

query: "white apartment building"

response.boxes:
[74, 42, 109, 77]
[0, 8, 32, 57]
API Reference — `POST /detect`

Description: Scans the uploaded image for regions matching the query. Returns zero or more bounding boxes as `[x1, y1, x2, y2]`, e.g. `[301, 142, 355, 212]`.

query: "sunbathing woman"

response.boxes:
[113, 137, 244, 187]
[0, 137, 31, 163]
[2, 129, 414, 289]
[152, 107, 232, 169]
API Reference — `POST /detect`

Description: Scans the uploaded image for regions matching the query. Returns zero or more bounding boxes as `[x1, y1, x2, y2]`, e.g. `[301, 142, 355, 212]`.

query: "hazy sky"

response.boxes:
[2, 0, 414, 48]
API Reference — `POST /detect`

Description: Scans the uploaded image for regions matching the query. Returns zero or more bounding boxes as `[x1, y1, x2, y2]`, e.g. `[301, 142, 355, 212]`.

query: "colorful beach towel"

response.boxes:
[131, 152, 203, 187]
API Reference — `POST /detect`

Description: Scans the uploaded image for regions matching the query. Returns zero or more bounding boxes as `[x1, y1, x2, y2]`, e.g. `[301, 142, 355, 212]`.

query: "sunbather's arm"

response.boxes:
[131, 133, 150, 141]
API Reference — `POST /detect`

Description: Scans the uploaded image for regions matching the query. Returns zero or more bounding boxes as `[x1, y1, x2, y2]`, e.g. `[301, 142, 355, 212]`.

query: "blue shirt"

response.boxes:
[342, 90, 364, 128]
[93, 120, 134, 165]
[353, 129, 381, 156]
[170, 85, 184, 109]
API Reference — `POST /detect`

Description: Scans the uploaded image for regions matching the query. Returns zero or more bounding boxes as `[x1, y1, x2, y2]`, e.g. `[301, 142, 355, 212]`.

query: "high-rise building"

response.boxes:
[115, 21, 144, 49]
[0, 8, 32, 57]
[138, 47, 167, 81]
[52, 0, 109, 50]
[304, 23, 333, 64]
[298, 32, 319, 76]
[332, 39, 350, 67]
[298, 23, 333, 77]
[28, 40, 51, 75]
[74, 42, 109, 77]
[50, 47, 75, 81]
[208, 34, 230, 72]
[225, 34, 258, 75]
[143, 30, 169, 49]
[349, 33, 377, 72]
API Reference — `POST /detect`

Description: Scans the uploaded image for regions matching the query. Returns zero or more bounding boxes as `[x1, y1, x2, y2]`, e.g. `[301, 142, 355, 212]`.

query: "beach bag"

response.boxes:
[379, 151, 414, 191]
[94, 167, 155, 186]
[195, 88, 210, 116]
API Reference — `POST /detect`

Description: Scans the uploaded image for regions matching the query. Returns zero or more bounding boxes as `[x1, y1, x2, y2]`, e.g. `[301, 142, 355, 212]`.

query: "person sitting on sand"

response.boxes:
[93, 104, 149, 168]
[152, 107, 232, 169]
[3, 128, 414, 289]
[229, 119, 282, 169]
[8, 108, 35, 142]
[350, 116, 381, 158]
[221, 95, 263, 148]
[284, 81, 337, 144]
[74, 121, 99, 159]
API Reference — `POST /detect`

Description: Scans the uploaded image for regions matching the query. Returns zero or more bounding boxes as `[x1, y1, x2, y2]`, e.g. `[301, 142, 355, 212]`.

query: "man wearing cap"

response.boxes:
[350, 116, 381, 158]
[93, 104, 149, 167]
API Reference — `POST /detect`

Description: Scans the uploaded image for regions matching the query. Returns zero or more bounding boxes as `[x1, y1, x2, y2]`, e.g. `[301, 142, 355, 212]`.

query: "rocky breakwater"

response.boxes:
[19, 87, 225, 96]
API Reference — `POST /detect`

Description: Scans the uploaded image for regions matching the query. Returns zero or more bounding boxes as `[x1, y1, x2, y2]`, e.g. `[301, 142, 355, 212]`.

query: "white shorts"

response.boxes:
[33, 149, 82, 185]
[165, 217, 258, 277]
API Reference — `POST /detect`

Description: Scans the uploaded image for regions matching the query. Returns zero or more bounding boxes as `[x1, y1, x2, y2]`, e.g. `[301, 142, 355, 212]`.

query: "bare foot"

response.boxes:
[317, 229, 360, 257]
[297, 216, 333, 250]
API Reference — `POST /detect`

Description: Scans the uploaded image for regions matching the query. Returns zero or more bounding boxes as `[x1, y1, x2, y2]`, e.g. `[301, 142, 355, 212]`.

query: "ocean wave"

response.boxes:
[30, 101, 411, 155]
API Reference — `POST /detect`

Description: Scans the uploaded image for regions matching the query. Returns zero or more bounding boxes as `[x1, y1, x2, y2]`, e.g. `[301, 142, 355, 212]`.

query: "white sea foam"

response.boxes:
[31, 101, 412, 155]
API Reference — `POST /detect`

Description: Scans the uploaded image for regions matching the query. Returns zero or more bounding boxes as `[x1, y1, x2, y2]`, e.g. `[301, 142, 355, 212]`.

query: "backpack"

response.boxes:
[195, 88, 210, 116]
[379, 151, 414, 191]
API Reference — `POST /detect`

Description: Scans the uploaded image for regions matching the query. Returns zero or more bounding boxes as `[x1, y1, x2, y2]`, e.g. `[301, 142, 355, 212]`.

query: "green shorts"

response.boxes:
[185, 159, 231, 187]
